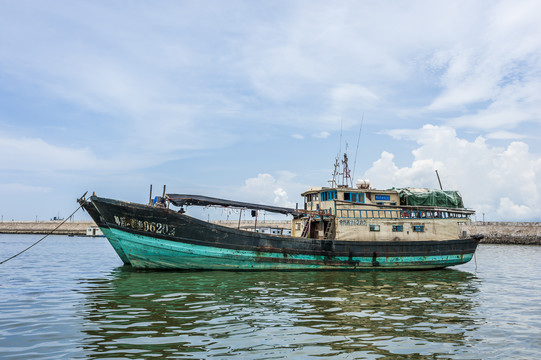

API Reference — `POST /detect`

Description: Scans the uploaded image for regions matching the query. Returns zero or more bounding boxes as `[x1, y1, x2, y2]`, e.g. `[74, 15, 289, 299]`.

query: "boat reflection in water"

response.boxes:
[77, 268, 481, 358]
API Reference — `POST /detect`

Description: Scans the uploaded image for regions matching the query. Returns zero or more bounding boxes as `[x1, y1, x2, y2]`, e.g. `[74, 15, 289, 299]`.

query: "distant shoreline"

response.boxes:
[0, 221, 96, 236]
[0, 220, 539, 245]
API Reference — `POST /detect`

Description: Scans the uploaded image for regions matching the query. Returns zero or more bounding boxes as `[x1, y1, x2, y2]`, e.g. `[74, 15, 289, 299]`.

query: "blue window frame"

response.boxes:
[344, 192, 364, 203]
[321, 190, 337, 201]
[392, 225, 403, 232]
[413, 225, 424, 232]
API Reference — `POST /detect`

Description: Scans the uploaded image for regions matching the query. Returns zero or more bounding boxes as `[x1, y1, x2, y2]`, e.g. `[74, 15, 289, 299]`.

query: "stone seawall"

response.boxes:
[462, 222, 541, 245]
[1, 220, 539, 244]
[0, 221, 97, 236]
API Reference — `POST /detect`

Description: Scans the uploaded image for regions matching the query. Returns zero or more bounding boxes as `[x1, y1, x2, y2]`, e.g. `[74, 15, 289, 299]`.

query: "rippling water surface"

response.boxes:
[1, 235, 540, 359]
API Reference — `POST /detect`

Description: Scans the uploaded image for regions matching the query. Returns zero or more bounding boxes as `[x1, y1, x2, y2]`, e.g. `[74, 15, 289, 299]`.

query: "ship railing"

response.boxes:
[336, 207, 472, 220]
[296, 209, 334, 218]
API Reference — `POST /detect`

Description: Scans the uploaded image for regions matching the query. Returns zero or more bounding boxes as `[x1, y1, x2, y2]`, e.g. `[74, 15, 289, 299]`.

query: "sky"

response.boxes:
[1, 0, 540, 222]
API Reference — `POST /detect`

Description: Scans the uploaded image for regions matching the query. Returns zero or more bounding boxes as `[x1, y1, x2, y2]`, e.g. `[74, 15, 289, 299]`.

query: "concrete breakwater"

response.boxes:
[0, 221, 98, 236]
[0, 220, 539, 244]
[463, 221, 541, 245]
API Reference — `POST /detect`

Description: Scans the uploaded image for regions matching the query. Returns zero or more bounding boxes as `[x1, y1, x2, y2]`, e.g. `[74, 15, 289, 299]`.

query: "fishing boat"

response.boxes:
[78, 155, 482, 270]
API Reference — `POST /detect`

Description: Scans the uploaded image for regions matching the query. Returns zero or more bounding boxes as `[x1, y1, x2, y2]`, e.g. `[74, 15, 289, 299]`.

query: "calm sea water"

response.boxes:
[0, 235, 540, 359]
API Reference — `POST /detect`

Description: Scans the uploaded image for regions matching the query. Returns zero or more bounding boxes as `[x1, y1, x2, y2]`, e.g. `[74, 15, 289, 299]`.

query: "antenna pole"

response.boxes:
[338, 118, 343, 158]
[435, 170, 443, 190]
[352, 113, 364, 182]
[342, 144, 353, 187]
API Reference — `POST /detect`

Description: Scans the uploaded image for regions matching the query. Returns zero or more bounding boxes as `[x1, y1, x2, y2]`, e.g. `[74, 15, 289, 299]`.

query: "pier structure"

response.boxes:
[0, 221, 100, 236]
[0, 220, 539, 244]
[462, 221, 541, 245]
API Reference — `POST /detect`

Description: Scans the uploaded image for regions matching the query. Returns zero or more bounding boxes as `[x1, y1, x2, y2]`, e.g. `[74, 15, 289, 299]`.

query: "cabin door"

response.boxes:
[310, 220, 332, 239]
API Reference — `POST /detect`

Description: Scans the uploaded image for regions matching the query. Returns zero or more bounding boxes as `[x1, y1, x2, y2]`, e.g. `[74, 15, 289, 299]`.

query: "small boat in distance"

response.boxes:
[79, 154, 482, 270]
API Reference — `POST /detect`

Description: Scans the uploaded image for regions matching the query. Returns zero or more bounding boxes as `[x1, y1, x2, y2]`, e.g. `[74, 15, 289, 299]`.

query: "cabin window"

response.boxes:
[321, 190, 337, 202]
[413, 225, 424, 232]
[369, 224, 380, 232]
[344, 192, 364, 203]
[392, 225, 403, 232]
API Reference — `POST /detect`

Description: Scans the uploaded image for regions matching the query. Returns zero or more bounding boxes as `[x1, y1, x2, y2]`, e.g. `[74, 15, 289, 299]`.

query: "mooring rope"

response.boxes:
[0, 204, 83, 265]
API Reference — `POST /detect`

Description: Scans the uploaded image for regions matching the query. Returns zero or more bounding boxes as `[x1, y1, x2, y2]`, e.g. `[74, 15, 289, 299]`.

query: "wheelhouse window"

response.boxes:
[321, 190, 337, 202]
[344, 192, 364, 203]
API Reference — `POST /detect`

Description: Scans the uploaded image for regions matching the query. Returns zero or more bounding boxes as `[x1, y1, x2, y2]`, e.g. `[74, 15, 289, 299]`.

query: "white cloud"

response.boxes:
[0, 134, 100, 172]
[1, 1, 541, 220]
[365, 125, 541, 221]
[0, 133, 170, 173]
[0, 2, 240, 155]
[497, 197, 532, 220]
[240, 173, 296, 208]
[312, 131, 330, 139]
[329, 84, 379, 118]
[486, 130, 529, 140]
[273, 187, 289, 206]
[3, 1, 541, 137]
[423, 1, 541, 132]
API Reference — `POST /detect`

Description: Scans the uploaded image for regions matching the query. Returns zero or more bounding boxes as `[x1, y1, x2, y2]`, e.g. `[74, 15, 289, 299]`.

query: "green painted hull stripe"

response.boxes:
[100, 227, 130, 264]
[110, 228, 473, 270]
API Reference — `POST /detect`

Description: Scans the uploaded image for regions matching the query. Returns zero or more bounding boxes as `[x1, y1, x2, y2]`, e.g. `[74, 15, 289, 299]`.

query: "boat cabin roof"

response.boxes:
[166, 194, 303, 216]
[301, 186, 394, 197]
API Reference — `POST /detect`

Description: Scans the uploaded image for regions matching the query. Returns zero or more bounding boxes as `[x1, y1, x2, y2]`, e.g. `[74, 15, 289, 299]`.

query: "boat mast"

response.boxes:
[329, 144, 353, 188]
[341, 151, 353, 188]
[329, 156, 340, 188]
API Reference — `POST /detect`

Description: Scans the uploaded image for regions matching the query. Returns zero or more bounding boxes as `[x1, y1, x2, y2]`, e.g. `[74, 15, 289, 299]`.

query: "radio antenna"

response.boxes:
[435, 170, 443, 190]
[338, 118, 343, 158]
[352, 113, 364, 182]
[329, 118, 344, 188]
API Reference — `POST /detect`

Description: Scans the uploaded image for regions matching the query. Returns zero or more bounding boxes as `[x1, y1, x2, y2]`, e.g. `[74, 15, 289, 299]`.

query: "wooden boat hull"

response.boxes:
[83, 200, 130, 264]
[83, 196, 481, 270]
